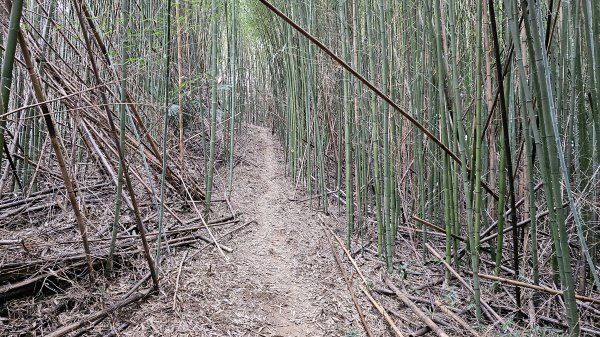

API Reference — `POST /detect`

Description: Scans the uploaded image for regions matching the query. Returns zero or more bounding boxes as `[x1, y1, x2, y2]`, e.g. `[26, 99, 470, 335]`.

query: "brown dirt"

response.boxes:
[125, 125, 362, 336]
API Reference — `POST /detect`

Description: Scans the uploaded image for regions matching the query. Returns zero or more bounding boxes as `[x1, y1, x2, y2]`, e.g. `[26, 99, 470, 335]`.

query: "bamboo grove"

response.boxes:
[246, 0, 600, 335]
[0, 0, 247, 307]
[1, 0, 600, 335]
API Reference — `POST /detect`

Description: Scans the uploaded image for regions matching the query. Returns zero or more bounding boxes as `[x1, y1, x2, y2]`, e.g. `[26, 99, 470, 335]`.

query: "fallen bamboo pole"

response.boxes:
[323, 217, 405, 336]
[45, 289, 149, 337]
[435, 300, 481, 337]
[426, 243, 502, 323]
[359, 285, 406, 337]
[15, 19, 95, 282]
[318, 215, 375, 337]
[474, 272, 600, 305]
[383, 274, 449, 337]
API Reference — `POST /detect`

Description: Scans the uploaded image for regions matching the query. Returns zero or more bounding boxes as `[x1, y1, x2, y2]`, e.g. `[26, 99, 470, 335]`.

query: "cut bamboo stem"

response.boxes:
[475, 272, 600, 305]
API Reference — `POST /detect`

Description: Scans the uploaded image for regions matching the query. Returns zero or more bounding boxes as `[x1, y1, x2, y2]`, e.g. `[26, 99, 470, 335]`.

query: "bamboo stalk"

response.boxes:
[0, 0, 24, 173]
[72, 0, 159, 289]
[434, 300, 481, 337]
[475, 272, 600, 305]
[15, 17, 95, 282]
[383, 274, 449, 337]
[359, 285, 406, 337]
[426, 243, 502, 323]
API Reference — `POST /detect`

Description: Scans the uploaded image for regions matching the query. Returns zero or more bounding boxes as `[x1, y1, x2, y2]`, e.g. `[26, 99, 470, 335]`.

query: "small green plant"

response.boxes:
[442, 286, 458, 306]
[395, 262, 409, 279]
[344, 328, 359, 337]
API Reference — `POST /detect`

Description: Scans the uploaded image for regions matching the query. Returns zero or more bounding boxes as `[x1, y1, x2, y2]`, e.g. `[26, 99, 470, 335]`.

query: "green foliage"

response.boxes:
[394, 262, 409, 280]
[442, 287, 458, 306]
[343, 328, 359, 337]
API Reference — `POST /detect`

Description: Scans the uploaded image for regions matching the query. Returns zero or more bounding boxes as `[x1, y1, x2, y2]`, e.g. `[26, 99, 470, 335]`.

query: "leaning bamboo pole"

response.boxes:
[14, 11, 95, 281]
[72, 0, 159, 289]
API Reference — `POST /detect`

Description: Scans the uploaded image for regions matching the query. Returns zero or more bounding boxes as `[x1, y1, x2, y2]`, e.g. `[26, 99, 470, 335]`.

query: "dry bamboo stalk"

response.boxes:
[33, 8, 204, 203]
[328, 227, 368, 284]
[127, 167, 233, 252]
[539, 316, 600, 336]
[475, 272, 600, 305]
[320, 215, 405, 335]
[73, 0, 159, 289]
[0, 261, 86, 298]
[359, 285, 406, 337]
[425, 243, 502, 323]
[383, 274, 449, 337]
[434, 300, 481, 337]
[318, 215, 375, 337]
[15, 16, 95, 282]
[413, 215, 467, 243]
[172, 250, 188, 311]
[45, 290, 149, 337]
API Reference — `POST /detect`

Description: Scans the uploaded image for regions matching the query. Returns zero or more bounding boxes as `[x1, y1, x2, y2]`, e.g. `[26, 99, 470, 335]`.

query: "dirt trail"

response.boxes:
[128, 125, 360, 336]
[225, 125, 357, 336]
[236, 126, 315, 335]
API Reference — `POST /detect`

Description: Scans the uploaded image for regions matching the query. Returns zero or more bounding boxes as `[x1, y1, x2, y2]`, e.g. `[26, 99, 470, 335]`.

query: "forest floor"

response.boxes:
[124, 125, 364, 336]
[3, 125, 511, 337]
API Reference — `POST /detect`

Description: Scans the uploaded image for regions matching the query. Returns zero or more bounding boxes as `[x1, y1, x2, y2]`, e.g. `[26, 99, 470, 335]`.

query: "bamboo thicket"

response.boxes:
[246, 0, 600, 335]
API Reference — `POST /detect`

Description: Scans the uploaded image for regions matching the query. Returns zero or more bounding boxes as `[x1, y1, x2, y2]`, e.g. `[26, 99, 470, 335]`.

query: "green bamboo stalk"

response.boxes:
[534, 0, 600, 292]
[205, 0, 219, 217]
[472, 0, 484, 324]
[429, 0, 452, 283]
[493, 118, 507, 284]
[488, 0, 522, 310]
[581, 0, 600, 277]
[228, 0, 237, 196]
[521, 0, 579, 332]
[339, 0, 354, 246]
[523, 99, 538, 287]
[157, 0, 173, 264]
[379, 0, 392, 270]
[365, 1, 383, 257]
[106, 0, 130, 274]
[176, 0, 185, 166]
[0, 0, 24, 169]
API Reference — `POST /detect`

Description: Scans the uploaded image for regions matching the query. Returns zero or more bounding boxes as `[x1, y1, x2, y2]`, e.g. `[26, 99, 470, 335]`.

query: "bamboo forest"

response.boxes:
[0, 0, 599, 336]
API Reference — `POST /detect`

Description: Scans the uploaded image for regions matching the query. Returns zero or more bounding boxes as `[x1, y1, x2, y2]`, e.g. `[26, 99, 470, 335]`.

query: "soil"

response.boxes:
[124, 125, 362, 336]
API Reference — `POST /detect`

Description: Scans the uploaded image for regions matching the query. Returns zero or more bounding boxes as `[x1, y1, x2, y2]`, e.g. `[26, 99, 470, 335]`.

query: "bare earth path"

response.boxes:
[223, 125, 358, 336]
[129, 125, 360, 336]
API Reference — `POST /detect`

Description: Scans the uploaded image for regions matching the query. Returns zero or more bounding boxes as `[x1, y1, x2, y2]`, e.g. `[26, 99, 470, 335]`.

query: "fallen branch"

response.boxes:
[173, 251, 188, 311]
[45, 288, 150, 337]
[327, 227, 368, 284]
[435, 300, 481, 337]
[539, 315, 600, 336]
[359, 284, 406, 337]
[425, 243, 502, 324]
[318, 215, 374, 337]
[474, 272, 600, 305]
[383, 274, 449, 337]
[320, 215, 404, 336]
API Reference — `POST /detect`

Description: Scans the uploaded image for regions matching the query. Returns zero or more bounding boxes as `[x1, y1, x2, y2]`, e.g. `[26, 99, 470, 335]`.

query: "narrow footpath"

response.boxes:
[128, 125, 361, 336]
